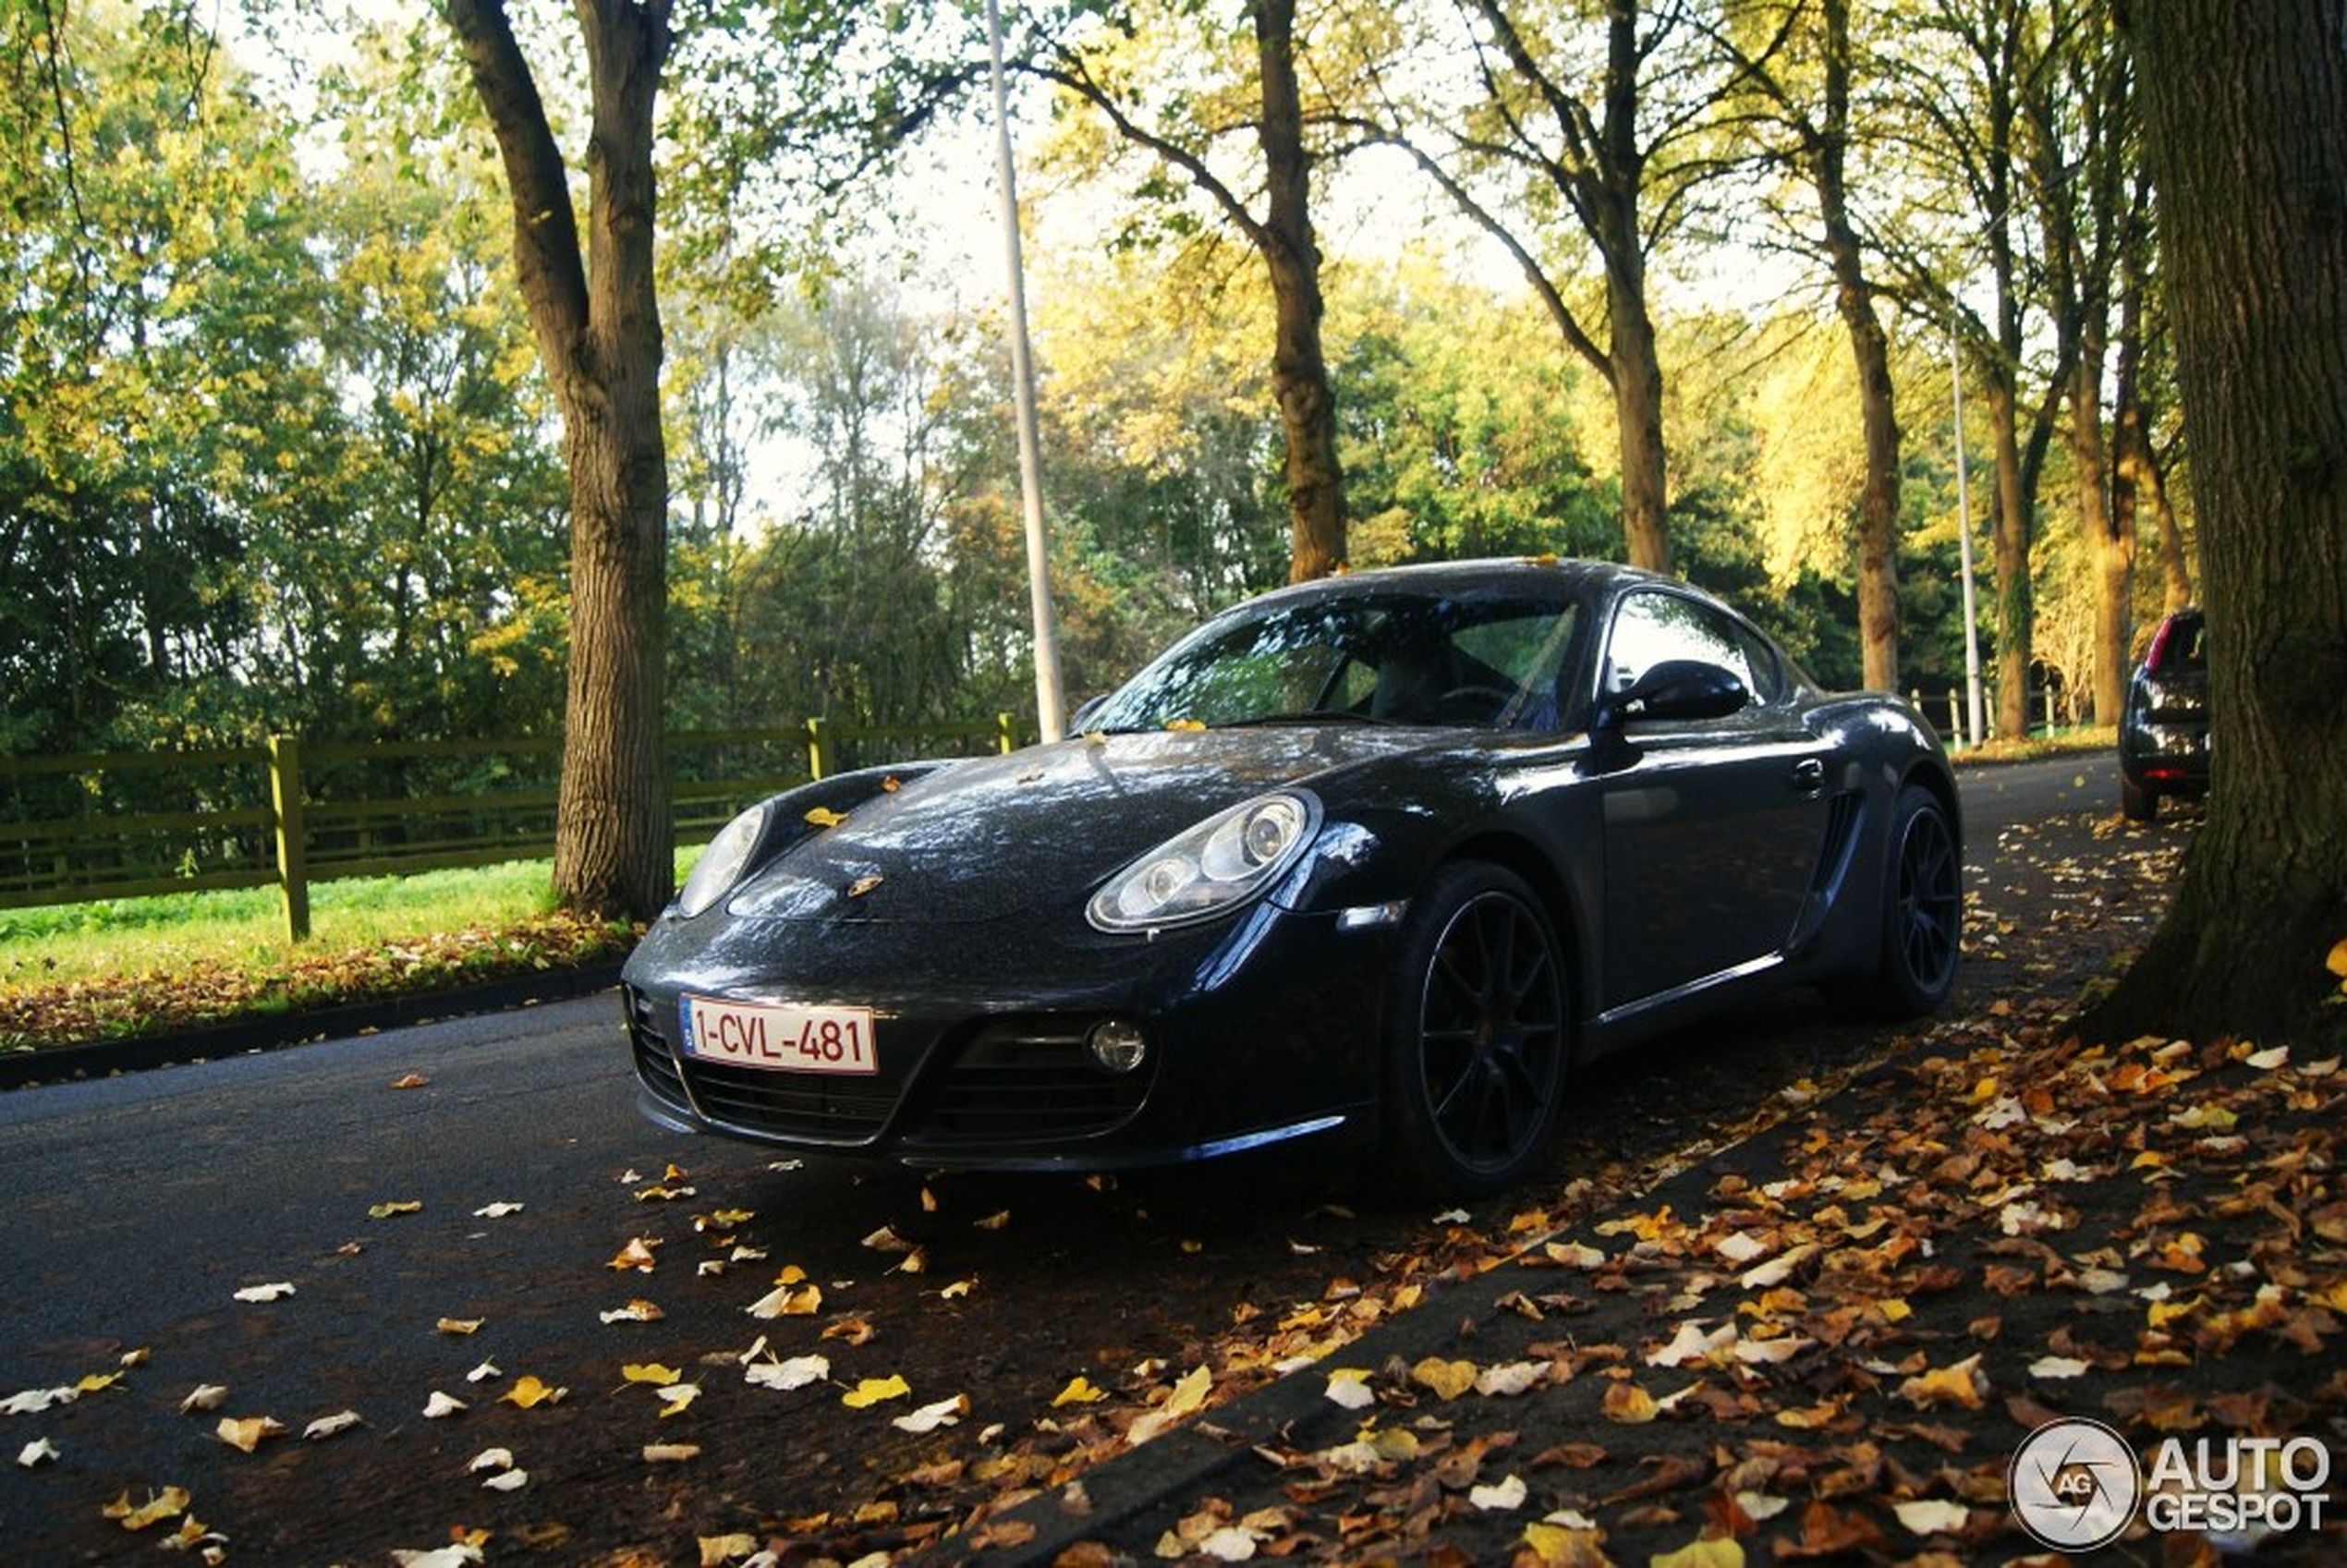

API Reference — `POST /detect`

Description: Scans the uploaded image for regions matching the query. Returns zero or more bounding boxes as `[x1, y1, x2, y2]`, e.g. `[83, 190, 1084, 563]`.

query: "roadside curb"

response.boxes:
[0, 961, 626, 1092]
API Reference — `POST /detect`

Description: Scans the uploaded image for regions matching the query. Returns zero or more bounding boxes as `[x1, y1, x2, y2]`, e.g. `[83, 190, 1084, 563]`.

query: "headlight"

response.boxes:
[1087, 792, 1320, 932]
[676, 802, 773, 918]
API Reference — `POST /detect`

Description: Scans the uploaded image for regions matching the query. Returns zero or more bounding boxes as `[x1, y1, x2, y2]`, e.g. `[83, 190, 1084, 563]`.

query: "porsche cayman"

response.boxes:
[620, 557, 1962, 1197]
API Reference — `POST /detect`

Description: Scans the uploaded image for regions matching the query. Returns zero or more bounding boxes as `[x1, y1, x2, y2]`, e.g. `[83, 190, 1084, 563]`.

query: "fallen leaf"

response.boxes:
[367, 1199, 423, 1220]
[1470, 1473, 1529, 1511]
[1412, 1356, 1478, 1400]
[623, 1364, 683, 1386]
[1052, 1375, 1109, 1407]
[744, 1354, 829, 1392]
[388, 1073, 430, 1089]
[233, 1282, 295, 1303]
[422, 1392, 467, 1418]
[18, 1439, 59, 1468]
[437, 1318, 484, 1336]
[893, 1393, 970, 1433]
[644, 1443, 700, 1464]
[601, 1300, 664, 1324]
[103, 1486, 192, 1530]
[179, 1384, 228, 1414]
[1892, 1498, 1970, 1536]
[1650, 1537, 1745, 1567]
[499, 1375, 565, 1409]
[657, 1383, 700, 1417]
[804, 807, 848, 828]
[473, 1201, 525, 1219]
[1601, 1380, 1660, 1423]
[303, 1411, 363, 1440]
[1326, 1367, 1377, 1410]
[214, 1416, 286, 1453]
[843, 1374, 912, 1409]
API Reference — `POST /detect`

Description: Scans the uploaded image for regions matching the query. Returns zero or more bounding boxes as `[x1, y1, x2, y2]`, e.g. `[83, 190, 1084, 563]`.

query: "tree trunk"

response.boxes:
[444, 0, 675, 922]
[1253, 0, 1344, 582]
[2087, 0, 2347, 1051]
[1980, 369, 2034, 739]
[1816, 0, 1898, 690]
[2071, 329, 2128, 725]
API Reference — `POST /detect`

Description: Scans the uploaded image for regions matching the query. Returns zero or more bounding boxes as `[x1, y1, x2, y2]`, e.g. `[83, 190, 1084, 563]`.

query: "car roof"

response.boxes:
[1235, 556, 1669, 610]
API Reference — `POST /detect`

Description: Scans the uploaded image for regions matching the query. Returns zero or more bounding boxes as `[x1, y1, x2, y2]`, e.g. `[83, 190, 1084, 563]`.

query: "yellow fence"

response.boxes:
[0, 715, 1019, 940]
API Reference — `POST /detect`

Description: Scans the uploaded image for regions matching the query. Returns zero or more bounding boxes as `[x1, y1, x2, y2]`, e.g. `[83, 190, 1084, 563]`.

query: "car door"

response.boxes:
[1588, 589, 1836, 1013]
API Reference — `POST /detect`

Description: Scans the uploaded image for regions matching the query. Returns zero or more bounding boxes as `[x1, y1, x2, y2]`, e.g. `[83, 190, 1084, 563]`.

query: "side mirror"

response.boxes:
[1591, 660, 1749, 733]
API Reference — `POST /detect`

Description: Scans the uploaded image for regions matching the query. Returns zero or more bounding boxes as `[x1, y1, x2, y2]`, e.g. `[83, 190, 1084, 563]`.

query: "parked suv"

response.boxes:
[2119, 608, 2208, 820]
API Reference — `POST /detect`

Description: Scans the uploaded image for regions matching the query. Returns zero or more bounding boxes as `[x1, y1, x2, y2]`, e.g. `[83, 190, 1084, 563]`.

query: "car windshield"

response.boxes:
[1086, 590, 1583, 733]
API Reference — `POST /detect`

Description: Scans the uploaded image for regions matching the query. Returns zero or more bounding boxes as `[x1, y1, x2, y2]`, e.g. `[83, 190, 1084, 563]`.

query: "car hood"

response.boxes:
[724, 726, 1441, 925]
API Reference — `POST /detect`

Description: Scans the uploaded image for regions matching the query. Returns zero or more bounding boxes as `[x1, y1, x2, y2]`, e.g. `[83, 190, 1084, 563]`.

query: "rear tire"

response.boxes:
[1380, 862, 1569, 1199]
[1860, 786, 1963, 1018]
[2121, 775, 2159, 821]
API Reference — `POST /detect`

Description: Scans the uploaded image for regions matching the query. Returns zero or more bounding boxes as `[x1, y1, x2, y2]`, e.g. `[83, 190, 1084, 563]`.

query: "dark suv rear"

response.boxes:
[2119, 608, 2207, 820]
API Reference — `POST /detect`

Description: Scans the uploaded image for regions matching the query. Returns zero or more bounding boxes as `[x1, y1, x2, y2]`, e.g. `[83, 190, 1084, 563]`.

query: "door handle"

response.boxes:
[1791, 758, 1827, 794]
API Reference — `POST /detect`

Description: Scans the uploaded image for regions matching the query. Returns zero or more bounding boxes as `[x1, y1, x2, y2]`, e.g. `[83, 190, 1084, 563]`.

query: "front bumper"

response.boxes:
[618, 901, 1391, 1171]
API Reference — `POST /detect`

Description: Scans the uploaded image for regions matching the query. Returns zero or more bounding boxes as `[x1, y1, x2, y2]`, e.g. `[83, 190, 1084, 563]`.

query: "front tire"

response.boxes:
[1380, 862, 1570, 1199]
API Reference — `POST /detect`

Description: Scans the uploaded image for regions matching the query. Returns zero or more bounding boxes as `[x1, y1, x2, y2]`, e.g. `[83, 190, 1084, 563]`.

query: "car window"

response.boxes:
[1088, 591, 1580, 731]
[1600, 590, 1760, 699]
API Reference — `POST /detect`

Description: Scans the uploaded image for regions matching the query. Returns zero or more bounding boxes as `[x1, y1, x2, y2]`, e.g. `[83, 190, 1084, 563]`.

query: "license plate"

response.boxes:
[677, 995, 878, 1075]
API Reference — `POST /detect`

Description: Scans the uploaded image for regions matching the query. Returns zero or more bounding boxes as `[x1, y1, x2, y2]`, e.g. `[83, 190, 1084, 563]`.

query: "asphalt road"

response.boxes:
[0, 752, 2133, 1561]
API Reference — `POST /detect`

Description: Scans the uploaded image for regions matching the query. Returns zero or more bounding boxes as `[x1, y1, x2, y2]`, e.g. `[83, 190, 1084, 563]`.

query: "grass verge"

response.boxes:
[0, 859, 645, 1055]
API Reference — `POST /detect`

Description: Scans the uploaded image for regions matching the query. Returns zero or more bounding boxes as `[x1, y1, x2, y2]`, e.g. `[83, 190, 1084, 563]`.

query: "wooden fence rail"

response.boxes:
[0, 715, 1020, 941]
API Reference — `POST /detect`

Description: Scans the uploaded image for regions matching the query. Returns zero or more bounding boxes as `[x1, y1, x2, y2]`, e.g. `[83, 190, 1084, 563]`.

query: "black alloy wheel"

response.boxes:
[1881, 785, 1963, 1015]
[1381, 861, 1569, 1198]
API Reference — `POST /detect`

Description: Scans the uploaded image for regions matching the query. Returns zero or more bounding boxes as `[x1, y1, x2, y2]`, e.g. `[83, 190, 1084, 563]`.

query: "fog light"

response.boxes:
[1086, 1018, 1149, 1075]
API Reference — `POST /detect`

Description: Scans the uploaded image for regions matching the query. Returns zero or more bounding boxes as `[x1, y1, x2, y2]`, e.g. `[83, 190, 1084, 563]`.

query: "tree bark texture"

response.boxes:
[1253, 0, 1345, 583]
[1817, 0, 1900, 690]
[445, 0, 675, 922]
[2088, 0, 2347, 1050]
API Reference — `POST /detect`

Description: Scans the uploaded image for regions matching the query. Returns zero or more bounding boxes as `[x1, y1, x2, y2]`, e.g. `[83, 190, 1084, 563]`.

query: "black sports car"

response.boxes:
[621, 558, 1962, 1197]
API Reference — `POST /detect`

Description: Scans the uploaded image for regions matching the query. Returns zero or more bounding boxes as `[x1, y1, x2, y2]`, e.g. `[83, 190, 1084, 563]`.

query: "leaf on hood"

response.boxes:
[804, 807, 849, 828]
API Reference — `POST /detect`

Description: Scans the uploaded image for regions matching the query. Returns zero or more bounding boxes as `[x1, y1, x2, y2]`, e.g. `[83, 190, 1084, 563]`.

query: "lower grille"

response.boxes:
[915, 1018, 1153, 1143]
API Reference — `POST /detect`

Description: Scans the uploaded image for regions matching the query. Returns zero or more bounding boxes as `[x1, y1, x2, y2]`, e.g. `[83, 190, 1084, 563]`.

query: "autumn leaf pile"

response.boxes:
[0, 911, 633, 1054]
[813, 1006, 2339, 1566]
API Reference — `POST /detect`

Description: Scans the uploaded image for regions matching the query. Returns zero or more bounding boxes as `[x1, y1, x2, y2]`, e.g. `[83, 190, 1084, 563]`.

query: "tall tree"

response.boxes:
[1724, 0, 1905, 689]
[2088, 0, 2347, 1049]
[442, 0, 673, 921]
[1029, 0, 1348, 580]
